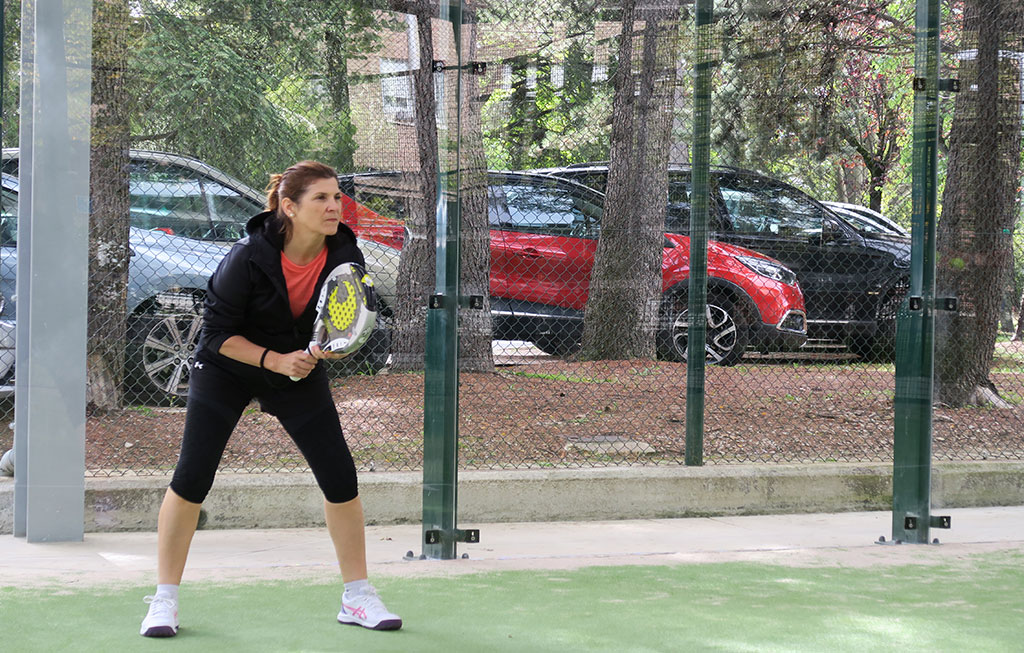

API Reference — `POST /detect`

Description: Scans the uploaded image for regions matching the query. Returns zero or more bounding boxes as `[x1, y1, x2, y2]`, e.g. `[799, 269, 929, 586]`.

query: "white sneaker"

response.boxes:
[337, 585, 402, 631]
[140, 595, 179, 637]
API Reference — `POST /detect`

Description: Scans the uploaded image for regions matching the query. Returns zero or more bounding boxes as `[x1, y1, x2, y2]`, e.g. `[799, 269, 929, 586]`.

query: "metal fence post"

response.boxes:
[422, 0, 464, 560]
[892, 0, 942, 544]
[14, 0, 91, 542]
[686, 0, 713, 466]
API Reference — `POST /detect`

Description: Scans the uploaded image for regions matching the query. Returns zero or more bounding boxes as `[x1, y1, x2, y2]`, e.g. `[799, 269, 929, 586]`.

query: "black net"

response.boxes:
[933, 0, 1024, 460]
[0, 0, 1020, 476]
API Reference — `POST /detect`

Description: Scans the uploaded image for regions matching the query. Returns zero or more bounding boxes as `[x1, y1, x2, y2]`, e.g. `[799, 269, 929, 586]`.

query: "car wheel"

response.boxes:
[846, 333, 888, 362]
[846, 285, 904, 362]
[847, 322, 897, 362]
[658, 291, 748, 366]
[126, 291, 204, 405]
[532, 331, 582, 357]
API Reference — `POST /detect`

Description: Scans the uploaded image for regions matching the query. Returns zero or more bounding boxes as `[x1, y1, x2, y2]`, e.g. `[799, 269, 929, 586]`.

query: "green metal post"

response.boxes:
[685, 0, 713, 466]
[1, 0, 5, 152]
[422, 0, 463, 560]
[892, 0, 940, 544]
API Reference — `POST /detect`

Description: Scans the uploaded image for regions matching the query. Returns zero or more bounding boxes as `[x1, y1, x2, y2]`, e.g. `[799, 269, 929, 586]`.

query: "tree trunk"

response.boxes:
[506, 53, 532, 170]
[391, 1, 438, 372]
[325, 17, 356, 172]
[935, 0, 1024, 406]
[87, 0, 132, 410]
[1014, 289, 1024, 341]
[581, 0, 679, 360]
[998, 287, 1015, 332]
[456, 14, 494, 373]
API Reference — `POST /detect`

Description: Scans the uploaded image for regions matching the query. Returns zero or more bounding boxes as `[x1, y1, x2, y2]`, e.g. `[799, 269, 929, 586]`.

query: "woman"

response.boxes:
[140, 161, 401, 637]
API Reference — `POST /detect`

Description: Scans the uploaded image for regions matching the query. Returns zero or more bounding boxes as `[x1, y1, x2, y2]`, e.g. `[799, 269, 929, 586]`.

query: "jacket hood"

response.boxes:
[246, 210, 275, 236]
[246, 210, 284, 247]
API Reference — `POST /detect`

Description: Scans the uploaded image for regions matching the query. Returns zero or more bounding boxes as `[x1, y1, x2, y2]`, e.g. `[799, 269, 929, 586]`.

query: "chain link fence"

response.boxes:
[0, 0, 1020, 476]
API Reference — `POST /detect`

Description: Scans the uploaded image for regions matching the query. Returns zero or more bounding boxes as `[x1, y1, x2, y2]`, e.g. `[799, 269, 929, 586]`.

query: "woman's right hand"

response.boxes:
[268, 349, 317, 379]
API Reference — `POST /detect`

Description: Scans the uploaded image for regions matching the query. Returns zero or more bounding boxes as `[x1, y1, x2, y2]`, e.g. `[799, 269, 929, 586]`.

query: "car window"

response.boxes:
[205, 179, 263, 237]
[718, 178, 824, 237]
[0, 186, 17, 246]
[489, 183, 600, 237]
[129, 161, 259, 240]
[568, 172, 609, 194]
[666, 180, 691, 233]
[357, 192, 408, 223]
[488, 186, 514, 227]
[336, 174, 411, 248]
[832, 208, 891, 235]
[339, 175, 410, 223]
[665, 175, 731, 234]
[832, 206, 907, 236]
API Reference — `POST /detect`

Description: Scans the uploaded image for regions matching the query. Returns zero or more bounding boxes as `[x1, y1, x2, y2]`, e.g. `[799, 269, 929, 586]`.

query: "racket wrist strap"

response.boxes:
[259, 347, 271, 370]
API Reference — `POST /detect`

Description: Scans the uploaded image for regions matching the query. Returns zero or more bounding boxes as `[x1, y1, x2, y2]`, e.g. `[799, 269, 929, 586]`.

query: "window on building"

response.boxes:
[380, 58, 413, 122]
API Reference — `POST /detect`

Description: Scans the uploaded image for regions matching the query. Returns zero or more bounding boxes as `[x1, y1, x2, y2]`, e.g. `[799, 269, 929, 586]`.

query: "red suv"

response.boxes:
[339, 171, 807, 364]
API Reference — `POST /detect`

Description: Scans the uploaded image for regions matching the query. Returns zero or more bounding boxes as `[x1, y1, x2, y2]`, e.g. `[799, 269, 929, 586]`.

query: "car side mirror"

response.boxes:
[821, 219, 843, 244]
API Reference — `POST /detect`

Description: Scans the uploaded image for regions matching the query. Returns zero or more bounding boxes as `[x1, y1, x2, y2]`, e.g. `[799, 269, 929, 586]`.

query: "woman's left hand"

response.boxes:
[310, 344, 350, 360]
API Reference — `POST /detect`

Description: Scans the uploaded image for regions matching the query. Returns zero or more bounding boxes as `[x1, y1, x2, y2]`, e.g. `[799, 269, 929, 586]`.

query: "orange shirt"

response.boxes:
[281, 247, 328, 319]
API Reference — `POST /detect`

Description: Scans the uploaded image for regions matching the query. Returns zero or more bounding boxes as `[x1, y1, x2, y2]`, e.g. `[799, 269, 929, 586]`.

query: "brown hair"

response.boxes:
[264, 160, 338, 239]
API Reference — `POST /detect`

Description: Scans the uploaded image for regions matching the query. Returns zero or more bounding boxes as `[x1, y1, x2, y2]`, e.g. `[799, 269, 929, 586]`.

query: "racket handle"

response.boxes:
[289, 345, 313, 382]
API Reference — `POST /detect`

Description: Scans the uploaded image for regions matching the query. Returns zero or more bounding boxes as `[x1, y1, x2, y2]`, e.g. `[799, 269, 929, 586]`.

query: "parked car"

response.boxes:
[1, 148, 398, 306]
[0, 297, 12, 395]
[1, 172, 228, 401]
[339, 170, 808, 365]
[0, 150, 400, 401]
[529, 163, 911, 359]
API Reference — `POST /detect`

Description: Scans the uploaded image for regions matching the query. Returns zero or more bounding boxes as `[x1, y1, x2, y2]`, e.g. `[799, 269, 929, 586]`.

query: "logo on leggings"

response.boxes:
[193, 361, 204, 370]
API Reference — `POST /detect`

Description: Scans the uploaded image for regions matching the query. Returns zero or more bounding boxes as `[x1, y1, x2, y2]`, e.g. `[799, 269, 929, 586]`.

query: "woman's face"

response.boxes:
[284, 177, 342, 239]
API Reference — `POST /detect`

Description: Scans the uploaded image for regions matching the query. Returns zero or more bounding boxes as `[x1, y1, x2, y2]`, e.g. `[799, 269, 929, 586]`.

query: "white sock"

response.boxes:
[343, 579, 369, 596]
[155, 584, 179, 601]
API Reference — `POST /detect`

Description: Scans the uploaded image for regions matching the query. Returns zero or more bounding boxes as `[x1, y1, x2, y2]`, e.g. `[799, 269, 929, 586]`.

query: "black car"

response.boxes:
[532, 163, 911, 359]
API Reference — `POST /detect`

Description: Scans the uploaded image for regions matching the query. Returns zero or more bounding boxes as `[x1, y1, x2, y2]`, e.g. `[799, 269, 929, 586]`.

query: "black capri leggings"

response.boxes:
[169, 359, 358, 504]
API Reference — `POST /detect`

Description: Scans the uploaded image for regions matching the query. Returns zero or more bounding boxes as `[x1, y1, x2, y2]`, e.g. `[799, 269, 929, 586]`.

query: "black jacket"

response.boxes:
[196, 210, 365, 380]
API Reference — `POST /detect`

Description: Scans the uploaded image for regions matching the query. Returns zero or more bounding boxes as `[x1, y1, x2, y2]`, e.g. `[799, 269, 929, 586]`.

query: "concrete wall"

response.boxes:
[3, 461, 1024, 534]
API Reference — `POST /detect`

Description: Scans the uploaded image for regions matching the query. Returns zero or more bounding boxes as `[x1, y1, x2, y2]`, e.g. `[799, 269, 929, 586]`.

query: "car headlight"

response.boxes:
[735, 255, 798, 285]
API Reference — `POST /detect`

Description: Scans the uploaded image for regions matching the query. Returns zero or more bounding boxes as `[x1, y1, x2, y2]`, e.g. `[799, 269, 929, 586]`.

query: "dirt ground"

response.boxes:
[1, 341, 1021, 476]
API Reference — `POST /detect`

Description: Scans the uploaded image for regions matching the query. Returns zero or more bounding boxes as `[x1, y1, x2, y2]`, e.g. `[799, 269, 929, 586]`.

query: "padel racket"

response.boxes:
[289, 262, 378, 381]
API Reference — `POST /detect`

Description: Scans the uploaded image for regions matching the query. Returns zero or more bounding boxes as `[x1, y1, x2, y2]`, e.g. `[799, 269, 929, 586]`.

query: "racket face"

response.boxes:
[311, 263, 378, 354]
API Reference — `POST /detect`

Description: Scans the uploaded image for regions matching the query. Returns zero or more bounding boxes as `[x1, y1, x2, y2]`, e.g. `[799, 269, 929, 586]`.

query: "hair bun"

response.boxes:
[264, 173, 285, 211]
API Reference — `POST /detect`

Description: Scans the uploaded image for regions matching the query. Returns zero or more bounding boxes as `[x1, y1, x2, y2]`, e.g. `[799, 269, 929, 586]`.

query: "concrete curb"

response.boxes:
[2, 461, 1023, 534]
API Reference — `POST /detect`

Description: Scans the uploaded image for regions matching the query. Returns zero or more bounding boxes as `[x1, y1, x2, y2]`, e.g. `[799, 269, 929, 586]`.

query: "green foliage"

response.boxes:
[129, 3, 303, 186]
[0, 1, 401, 186]
[508, 370, 615, 383]
[2, 0, 1018, 301]
[709, 1, 915, 219]
[1, 0, 21, 149]
[480, 1, 613, 169]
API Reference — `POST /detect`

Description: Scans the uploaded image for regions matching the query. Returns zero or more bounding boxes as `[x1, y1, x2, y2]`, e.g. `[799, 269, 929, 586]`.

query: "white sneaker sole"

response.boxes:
[337, 613, 402, 631]
[140, 624, 178, 637]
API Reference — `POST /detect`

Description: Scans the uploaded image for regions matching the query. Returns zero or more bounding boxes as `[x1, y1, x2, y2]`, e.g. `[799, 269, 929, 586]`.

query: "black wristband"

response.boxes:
[259, 348, 271, 370]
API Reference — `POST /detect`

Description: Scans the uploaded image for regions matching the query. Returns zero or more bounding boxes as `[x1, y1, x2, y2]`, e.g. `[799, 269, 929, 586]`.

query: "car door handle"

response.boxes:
[515, 248, 542, 258]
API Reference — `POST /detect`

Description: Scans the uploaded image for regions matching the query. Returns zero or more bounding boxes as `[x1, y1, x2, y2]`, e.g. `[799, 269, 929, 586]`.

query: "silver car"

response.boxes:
[0, 150, 399, 402]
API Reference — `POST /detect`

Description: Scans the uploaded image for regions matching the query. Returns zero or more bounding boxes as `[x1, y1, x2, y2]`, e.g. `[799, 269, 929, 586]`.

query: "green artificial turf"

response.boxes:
[3, 552, 1023, 652]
